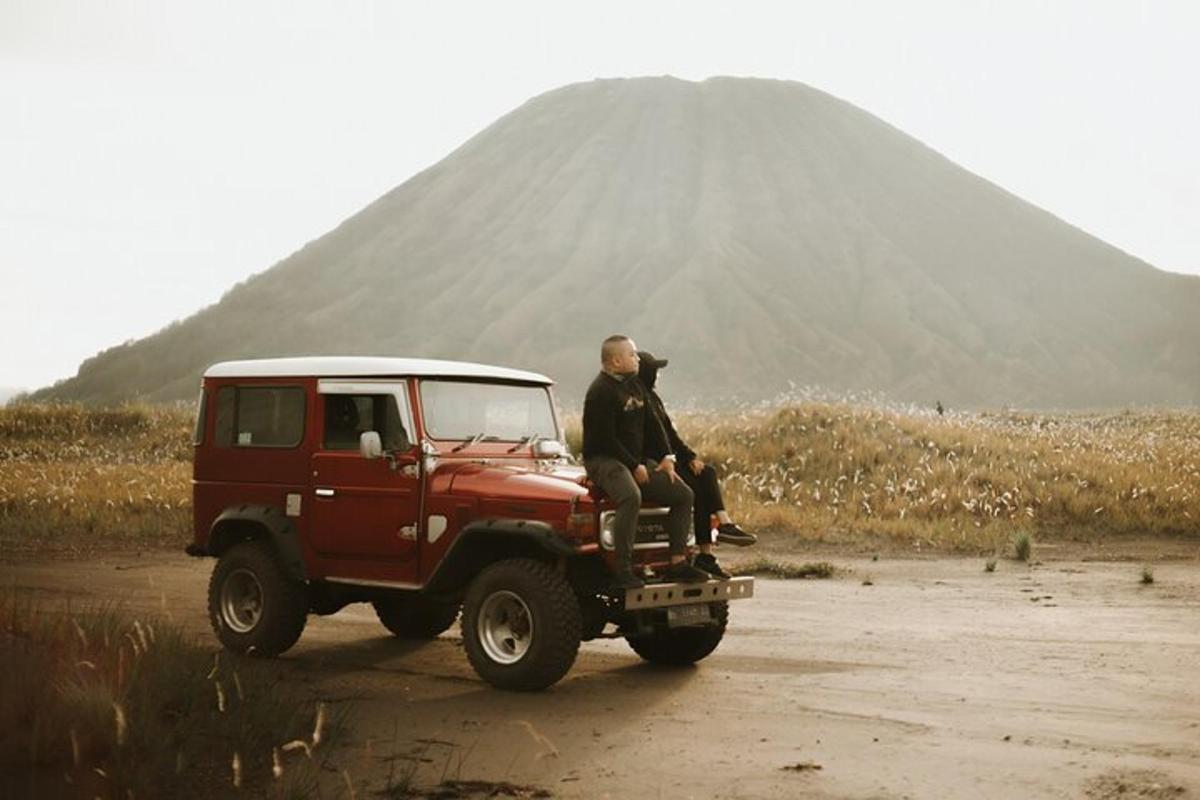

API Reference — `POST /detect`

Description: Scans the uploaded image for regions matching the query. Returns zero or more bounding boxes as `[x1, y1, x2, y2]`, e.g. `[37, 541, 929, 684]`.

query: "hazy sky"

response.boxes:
[2, 0, 1198, 391]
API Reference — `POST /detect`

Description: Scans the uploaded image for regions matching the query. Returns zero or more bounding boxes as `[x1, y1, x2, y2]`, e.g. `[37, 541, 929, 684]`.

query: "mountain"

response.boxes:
[36, 77, 1200, 409]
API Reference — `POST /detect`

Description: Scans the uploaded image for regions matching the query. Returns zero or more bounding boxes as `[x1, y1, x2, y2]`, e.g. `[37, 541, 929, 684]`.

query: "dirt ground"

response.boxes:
[3, 549, 1198, 799]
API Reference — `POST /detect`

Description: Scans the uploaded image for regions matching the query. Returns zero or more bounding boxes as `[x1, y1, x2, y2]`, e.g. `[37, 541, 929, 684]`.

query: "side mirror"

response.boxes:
[533, 439, 565, 459]
[359, 431, 383, 460]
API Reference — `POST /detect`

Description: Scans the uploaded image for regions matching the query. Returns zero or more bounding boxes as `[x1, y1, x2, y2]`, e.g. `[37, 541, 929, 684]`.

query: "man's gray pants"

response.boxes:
[584, 456, 694, 572]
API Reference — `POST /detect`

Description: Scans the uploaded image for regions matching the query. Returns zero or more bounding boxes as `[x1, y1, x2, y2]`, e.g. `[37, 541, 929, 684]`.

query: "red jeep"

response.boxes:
[188, 357, 753, 690]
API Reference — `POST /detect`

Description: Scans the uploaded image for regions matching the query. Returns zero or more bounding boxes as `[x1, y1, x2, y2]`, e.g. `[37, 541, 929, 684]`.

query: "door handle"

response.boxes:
[315, 488, 335, 498]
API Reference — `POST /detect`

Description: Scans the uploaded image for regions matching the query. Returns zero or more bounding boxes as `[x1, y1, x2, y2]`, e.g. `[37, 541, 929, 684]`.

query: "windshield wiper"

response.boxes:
[451, 433, 487, 453]
[507, 433, 541, 453]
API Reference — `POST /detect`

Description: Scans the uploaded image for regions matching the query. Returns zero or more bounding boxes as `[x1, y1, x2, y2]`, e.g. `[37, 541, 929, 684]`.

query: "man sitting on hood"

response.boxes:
[582, 335, 710, 590]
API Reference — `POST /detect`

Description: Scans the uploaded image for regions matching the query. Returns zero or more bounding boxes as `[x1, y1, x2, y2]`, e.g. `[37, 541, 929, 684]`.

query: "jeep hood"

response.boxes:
[441, 461, 589, 503]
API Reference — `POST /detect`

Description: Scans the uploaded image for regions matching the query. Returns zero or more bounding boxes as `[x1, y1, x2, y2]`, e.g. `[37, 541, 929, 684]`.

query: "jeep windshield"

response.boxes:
[419, 380, 558, 443]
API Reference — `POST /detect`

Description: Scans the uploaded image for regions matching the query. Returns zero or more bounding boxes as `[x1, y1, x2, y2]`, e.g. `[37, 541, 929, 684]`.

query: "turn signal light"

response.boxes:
[566, 512, 596, 539]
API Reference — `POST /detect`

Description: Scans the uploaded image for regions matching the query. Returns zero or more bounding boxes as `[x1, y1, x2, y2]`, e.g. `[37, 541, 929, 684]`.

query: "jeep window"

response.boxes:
[419, 380, 557, 441]
[193, 389, 207, 445]
[322, 394, 410, 451]
[214, 385, 306, 448]
[214, 386, 235, 445]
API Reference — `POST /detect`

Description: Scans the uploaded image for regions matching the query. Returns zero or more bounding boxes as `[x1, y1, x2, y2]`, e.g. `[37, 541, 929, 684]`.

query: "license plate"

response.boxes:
[666, 603, 712, 628]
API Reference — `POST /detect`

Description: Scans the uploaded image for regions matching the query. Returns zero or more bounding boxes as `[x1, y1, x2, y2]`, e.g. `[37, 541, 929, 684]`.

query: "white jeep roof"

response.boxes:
[204, 357, 552, 385]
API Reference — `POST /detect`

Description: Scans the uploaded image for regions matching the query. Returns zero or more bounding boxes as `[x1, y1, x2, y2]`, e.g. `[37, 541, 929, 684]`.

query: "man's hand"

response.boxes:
[657, 456, 678, 483]
[689, 458, 705, 476]
[633, 464, 650, 485]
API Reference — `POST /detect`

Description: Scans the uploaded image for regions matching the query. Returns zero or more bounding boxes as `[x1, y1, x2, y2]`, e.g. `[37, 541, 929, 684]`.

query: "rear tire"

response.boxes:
[462, 559, 581, 691]
[625, 602, 728, 665]
[208, 541, 308, 657]
[373, 595, 460, 639]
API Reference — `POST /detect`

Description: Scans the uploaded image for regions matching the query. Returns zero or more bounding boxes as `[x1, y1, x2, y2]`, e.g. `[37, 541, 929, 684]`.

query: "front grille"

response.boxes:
[632, 510, 669, 547]
[600, 507, 686, 550]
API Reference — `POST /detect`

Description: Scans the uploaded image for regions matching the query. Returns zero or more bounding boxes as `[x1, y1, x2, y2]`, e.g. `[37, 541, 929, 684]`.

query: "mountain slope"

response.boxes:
[38, 76, 1200, 408]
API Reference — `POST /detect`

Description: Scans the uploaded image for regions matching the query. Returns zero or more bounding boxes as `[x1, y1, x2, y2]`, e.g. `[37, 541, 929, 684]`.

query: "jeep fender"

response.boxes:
[423, 519, 576, 597]
[204, 505, 307, 582]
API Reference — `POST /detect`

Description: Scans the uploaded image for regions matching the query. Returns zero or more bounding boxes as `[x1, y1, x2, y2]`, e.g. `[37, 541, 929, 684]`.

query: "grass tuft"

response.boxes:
[1012, 531, 1033, 562]
[0, 589, 339, 798]
[1140, 564, 1155, 585]
[730, 557, 835, 579]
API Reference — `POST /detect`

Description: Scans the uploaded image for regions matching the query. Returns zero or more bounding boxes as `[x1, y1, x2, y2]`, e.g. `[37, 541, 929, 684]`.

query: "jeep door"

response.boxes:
[309, 381, 421, 580]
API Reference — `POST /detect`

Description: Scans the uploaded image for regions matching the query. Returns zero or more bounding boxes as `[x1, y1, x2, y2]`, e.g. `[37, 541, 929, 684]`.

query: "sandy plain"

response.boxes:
[3, 550, 1198, 799]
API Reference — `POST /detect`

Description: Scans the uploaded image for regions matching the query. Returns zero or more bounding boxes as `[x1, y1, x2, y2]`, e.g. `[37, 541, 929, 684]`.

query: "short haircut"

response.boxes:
[601, 334, 631, 364]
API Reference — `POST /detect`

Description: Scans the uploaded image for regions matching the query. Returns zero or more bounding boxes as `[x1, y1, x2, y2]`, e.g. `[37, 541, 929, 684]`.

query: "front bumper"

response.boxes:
[623, 576, 754, 610]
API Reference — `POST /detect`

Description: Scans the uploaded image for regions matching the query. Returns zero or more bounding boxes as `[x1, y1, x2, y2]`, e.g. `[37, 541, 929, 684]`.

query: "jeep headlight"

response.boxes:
[599, 511, 616, 550]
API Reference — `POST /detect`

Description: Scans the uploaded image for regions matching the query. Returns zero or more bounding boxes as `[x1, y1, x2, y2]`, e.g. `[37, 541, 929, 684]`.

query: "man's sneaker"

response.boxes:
[715, 522, 758, 547]
[659, 560, 710, 584]
[693, 552, 731, 580]
[611, 570, 645, 591]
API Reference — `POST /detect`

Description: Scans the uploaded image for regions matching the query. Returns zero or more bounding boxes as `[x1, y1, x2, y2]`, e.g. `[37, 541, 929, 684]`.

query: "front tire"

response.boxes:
[462, 559, 581, 691]
[208, 541, 308, 657]
[625, 602, 729, 665]
[373, 594, 460, 639]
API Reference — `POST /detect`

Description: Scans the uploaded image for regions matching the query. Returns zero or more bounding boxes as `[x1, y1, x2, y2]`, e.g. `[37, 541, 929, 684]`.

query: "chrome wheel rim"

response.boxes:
[477, 590, 533, 664]
[220, 568, 264, 633]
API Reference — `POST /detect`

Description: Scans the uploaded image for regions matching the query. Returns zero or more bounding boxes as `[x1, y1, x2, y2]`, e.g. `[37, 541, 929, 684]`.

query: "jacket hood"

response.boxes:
[637, 358, 660, 391]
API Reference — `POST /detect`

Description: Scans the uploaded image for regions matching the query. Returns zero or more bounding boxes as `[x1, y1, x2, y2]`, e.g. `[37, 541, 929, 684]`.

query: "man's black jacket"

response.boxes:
[581, 371, 670, 471]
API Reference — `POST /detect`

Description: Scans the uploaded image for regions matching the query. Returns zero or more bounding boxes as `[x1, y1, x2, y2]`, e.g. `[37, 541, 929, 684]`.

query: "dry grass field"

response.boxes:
[689, 403, 1198, 552]
[0, 404, 192, 556]
[2, 401, 1197, 558]
[572, 400, 1200, 555]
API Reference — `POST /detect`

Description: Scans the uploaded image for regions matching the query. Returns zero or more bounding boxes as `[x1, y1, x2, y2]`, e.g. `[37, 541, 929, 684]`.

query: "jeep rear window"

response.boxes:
[419, 380, 557, 441]
[214, 385, 306, 448]
[193, 389, 207, 445]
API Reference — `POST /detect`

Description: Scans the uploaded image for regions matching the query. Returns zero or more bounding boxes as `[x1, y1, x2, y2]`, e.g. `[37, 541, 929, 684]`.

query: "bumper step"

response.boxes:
[624, 576, 754, 610]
